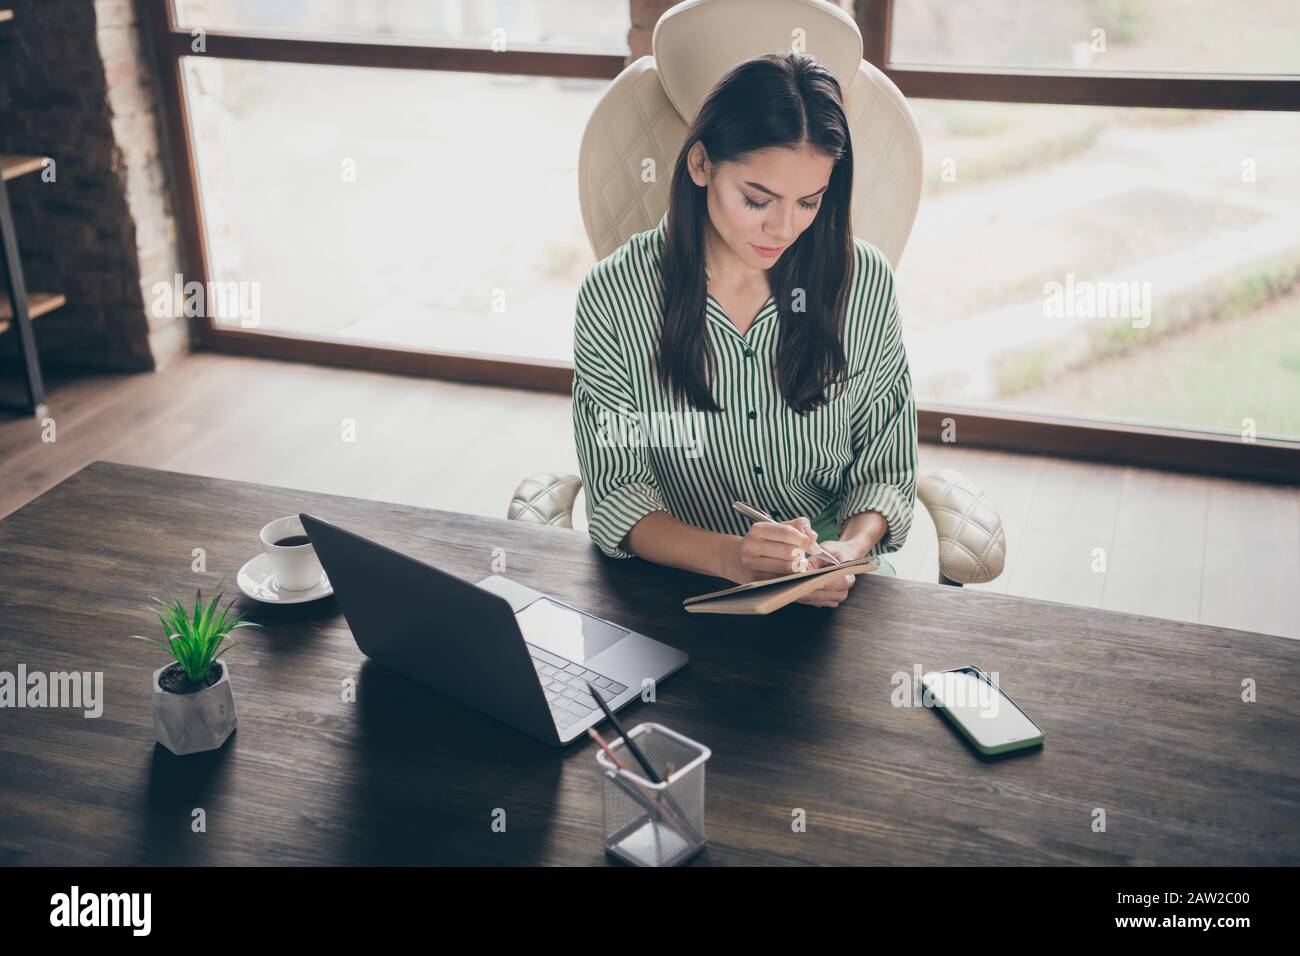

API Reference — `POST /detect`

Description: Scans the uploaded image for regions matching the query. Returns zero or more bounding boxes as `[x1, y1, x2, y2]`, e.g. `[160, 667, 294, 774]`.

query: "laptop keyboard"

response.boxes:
[526, 643, 627, 730]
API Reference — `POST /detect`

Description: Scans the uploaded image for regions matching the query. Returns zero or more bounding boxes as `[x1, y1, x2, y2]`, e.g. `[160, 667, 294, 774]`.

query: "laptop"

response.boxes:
[299, 514, 688, 746]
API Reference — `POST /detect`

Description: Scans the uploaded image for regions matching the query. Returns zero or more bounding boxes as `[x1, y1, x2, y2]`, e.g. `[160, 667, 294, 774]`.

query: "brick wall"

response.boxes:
[0, 0, 188, 372]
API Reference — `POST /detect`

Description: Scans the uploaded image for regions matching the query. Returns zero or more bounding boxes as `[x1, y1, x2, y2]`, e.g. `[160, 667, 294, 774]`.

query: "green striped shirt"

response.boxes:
[573, 213, 917, 561]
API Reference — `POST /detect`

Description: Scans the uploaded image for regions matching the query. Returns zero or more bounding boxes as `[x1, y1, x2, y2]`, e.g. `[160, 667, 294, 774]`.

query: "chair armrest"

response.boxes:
[506, 469, 1008, 586]
[916, 469, 1007, 585]
[508, 472, 583, 528]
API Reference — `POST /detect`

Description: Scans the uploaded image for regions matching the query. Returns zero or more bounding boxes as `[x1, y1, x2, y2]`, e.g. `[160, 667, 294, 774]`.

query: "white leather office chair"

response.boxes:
[509, 0, 1006, 586]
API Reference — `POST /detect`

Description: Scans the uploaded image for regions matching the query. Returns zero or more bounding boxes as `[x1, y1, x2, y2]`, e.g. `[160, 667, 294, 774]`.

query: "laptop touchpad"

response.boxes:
[517, 598, 627, 666]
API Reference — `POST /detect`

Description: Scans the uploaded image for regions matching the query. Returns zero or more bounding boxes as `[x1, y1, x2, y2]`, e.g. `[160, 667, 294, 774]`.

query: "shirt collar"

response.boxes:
[705, 294, 777, 346]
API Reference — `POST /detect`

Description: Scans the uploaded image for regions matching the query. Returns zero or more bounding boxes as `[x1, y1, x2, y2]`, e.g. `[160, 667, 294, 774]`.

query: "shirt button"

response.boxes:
[754, 465, 763, 476]
[744, 348, 754, 358]
[747, 409, 757, 420]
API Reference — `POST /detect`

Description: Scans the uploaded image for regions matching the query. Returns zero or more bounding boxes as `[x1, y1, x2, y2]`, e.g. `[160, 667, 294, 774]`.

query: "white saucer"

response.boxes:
[237, 552, 333, 604]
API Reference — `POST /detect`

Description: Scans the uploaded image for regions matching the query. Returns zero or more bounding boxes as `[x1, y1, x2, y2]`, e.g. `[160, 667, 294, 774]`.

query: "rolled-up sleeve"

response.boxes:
[837, 258, 919, 554]
[572, 274, 669, 559]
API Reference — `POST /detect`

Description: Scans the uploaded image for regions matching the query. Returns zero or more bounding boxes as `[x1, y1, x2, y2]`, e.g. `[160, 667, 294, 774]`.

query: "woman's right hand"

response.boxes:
[722, 517, 819, 583]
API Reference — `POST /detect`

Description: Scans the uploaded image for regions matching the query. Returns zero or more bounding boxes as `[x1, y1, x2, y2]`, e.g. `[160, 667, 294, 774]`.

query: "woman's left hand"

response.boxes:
[809, 537, 868, 568]
[795, 536, 869, 607]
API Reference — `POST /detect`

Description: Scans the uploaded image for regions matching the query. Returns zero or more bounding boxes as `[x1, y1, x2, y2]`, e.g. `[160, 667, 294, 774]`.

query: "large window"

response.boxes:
[890, 0, 1300, 75]
[898, 99, 1300, 441]
[185, 57, 602, 361]
[147, 0, 1300, 476]
[173, 0, 632, 51]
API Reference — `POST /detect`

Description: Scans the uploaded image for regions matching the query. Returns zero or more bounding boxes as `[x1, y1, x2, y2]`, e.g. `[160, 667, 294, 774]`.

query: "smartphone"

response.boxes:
[920, 666, 1044, 755]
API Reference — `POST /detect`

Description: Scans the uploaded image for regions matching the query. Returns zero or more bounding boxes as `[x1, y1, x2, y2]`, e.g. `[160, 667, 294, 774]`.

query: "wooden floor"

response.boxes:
[2, 351, 1297, 639]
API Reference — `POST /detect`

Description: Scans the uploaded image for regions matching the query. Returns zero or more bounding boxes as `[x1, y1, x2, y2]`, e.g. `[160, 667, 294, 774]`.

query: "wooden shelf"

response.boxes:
[0, 10, 55, 414]
[0, 291, 65, 333]
[2, 155, 50, 182]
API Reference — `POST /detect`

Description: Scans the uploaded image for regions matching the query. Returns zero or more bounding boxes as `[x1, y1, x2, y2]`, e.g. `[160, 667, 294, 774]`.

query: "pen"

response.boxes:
[732, 500, 838, 564]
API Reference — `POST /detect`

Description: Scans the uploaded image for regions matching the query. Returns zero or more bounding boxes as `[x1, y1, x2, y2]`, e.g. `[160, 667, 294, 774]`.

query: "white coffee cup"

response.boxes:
[259, 515, 323, 591]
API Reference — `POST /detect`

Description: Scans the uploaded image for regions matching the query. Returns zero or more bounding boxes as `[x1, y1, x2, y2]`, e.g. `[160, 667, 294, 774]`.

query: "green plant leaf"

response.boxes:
[211, 640, 241, 660]
[169, 601, 190, 638]
[134, 577, 252, 679]
[129, 634, 179, 658]
[199, 589, 220, 638]
[170, 634, 194, 677]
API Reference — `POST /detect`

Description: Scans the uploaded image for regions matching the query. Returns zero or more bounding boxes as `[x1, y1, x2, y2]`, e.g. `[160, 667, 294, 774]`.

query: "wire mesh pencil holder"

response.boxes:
[596, 722, 711, 867]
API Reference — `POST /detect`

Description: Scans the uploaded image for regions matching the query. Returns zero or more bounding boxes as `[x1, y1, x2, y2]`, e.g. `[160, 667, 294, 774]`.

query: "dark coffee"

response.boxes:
[273, 534, 311, 547]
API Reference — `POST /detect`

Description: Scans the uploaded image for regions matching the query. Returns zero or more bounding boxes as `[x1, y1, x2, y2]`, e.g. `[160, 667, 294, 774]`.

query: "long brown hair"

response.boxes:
[658, 51, 854, 414]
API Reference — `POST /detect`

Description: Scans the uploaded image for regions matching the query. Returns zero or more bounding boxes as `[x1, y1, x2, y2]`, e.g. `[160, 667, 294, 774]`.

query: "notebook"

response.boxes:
[682, 555, 879, 615]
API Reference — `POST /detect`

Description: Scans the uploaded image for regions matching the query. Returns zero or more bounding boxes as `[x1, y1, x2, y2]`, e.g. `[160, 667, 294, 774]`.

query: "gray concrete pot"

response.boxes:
[151, 659, 237, 755]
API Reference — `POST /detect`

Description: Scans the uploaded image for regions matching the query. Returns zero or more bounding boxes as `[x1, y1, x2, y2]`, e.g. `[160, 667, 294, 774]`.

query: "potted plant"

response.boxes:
[131, 578, 259, 755]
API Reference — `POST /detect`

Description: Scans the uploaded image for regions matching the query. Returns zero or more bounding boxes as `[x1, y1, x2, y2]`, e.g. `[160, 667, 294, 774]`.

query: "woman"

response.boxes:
[572, 51, 917, 608]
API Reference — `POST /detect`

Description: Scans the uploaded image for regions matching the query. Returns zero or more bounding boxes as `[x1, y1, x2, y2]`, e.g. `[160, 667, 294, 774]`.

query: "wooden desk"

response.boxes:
[1, 462, 1297, 865]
